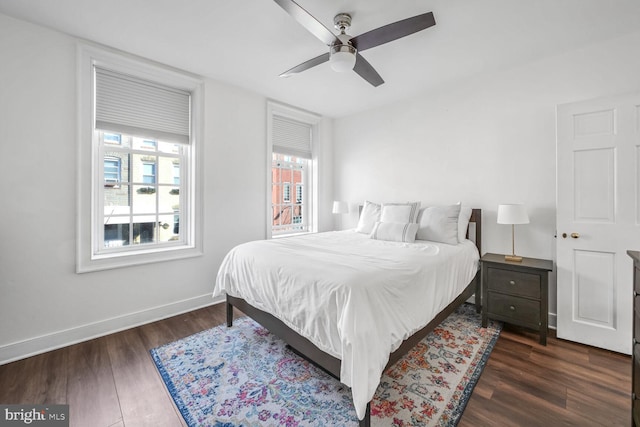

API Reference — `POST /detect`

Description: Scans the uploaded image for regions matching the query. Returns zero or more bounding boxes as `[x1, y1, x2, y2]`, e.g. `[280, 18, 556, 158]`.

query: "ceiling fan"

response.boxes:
[273, 0, 436, 87]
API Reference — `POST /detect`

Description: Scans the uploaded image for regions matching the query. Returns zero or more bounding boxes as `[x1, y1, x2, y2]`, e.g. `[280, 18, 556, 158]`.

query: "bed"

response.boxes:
[213, 206, 482, 426]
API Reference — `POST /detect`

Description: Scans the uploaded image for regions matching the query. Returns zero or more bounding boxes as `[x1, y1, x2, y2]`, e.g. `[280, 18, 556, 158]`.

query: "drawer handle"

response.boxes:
[509, 305, 516, 311]
[509, 280, 516, 285]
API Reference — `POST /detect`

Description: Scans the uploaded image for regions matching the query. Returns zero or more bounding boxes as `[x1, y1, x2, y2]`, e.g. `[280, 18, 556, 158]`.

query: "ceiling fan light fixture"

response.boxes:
[329, 44, 357, 72]
[274, 1, 435, 86]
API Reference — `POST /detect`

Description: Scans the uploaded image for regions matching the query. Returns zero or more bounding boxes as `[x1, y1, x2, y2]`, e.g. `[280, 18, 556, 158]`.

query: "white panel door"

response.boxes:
[557, 93, 640, 355]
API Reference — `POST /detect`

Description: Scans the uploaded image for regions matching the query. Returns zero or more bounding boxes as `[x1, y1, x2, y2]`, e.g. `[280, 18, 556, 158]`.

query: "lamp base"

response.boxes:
[505, 254, 523, 262]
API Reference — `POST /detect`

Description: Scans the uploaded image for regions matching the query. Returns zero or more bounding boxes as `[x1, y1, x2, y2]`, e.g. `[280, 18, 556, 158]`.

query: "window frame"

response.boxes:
[173, 163, 180, 185]
[141, 161, 157, 184]
[271, 155, 309, 235]
[77, 44, 204, 273]
[103, 155, 121, 186]
[266, 101, 320, 239]
[283, 182, 291, 203]
[295, 183, 303, 203]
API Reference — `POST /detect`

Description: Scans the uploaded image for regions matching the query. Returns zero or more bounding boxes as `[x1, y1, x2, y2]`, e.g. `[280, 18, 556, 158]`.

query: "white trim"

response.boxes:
[0, 293, 224, 366]
[266, 100, 321, 239]
[548, 311, 557, 330]
[77, 43, 204, 272]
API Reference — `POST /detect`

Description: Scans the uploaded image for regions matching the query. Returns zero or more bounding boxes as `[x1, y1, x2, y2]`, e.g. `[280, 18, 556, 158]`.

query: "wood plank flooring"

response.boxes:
[460, 325, 631, 427]
[0, 304, 631, 426]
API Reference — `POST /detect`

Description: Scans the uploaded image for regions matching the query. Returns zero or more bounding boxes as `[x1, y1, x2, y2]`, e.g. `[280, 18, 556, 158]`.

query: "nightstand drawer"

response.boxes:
[487, 292, 540, 326]
[487, 267, 541, 298]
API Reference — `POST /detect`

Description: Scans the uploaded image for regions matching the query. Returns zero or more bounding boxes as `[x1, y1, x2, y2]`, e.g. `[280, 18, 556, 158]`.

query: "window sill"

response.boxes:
[272, 231, 314, 239]
[76, 245, 202, 273]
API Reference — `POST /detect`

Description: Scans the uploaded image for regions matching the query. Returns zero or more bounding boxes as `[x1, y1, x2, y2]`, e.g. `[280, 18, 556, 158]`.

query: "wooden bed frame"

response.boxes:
[226, 209, 482, 426]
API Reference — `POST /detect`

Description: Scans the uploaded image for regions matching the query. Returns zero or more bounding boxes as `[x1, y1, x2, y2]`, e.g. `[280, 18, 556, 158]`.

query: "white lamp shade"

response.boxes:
[330, 45, 357, 72]
[332, 201, 349, 214]
[497, 204, 529, 225]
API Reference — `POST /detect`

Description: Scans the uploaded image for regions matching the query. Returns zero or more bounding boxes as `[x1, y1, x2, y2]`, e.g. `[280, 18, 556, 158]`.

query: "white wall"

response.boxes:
[0, 13, 333, 364]
[333, 31, 640, 328]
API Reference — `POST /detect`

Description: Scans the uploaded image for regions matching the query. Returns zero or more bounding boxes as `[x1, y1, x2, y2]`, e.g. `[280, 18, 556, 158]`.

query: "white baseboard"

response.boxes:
[548, 311, 557, 330]
[1, 295, 556, 366]
[0, 293, 225, 365]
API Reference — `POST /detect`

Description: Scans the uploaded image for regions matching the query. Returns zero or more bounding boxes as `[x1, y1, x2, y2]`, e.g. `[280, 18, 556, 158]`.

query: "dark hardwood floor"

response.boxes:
[0, 303, 631, 426]
[460, 324, 631, 427]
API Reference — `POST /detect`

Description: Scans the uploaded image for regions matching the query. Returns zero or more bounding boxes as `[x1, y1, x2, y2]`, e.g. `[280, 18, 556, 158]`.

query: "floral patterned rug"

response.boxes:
[150, 303, 501, 427]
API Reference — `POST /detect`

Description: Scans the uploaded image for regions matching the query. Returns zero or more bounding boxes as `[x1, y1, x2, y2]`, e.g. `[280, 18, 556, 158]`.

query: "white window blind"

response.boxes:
[272, 115, 312, 159]
[95, 67, 191, 144]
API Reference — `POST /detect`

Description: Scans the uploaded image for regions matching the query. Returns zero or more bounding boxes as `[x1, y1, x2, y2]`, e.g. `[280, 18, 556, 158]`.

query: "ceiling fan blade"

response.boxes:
[350, 12, 435, 52]
[280, 52, 330, 77]
[353, 53, 384, 87]
[273, 0, 340, 46]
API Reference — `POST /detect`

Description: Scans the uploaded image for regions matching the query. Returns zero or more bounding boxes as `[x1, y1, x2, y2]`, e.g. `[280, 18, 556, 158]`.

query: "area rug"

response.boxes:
[150, 303, 501, 427]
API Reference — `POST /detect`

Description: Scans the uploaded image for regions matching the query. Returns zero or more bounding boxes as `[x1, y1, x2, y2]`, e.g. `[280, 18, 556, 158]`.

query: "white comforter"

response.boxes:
[212, 230, 479, 420]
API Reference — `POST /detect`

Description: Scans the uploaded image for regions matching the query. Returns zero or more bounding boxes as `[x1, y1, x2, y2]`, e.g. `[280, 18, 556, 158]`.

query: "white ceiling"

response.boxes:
[1, 0, 639, 118]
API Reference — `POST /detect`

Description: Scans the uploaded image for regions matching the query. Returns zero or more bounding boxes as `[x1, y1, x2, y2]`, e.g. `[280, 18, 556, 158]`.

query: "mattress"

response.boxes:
[213, 230, 479, 419]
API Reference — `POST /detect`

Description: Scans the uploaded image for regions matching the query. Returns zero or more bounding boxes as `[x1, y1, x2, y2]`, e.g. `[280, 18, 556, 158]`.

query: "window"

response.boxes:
[272, 155, 305, 234]
[102, 133, 183, 245]
[140, 139, 157, 149]
[104, 133, 121, 144]
[77, 45, 203, 272]
[283, 183, 291, 202]
[142, 162, 156, 184]
[295, 184, 303, 203]
[104, 156, 121, 185]
[173, 163, 180, 185]
[267, 102, 320, 237]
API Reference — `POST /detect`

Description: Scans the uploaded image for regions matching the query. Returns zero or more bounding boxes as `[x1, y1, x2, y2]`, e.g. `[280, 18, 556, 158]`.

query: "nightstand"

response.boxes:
[481, 253, 553, 345]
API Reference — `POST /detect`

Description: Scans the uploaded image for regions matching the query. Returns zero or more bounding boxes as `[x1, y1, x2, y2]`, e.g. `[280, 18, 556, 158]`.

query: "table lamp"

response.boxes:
[497, 204, 529, 262]
[332, 201, 349, 215]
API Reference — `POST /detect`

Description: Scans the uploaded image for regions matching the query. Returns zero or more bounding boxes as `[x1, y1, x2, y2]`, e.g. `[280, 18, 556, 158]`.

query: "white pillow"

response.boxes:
[380, 202, 420, 223]
[458, 206, 473, 242]
[356, 201, 381, 234]
[416, 204, 461, 244]
[370, 222, 419, 243]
